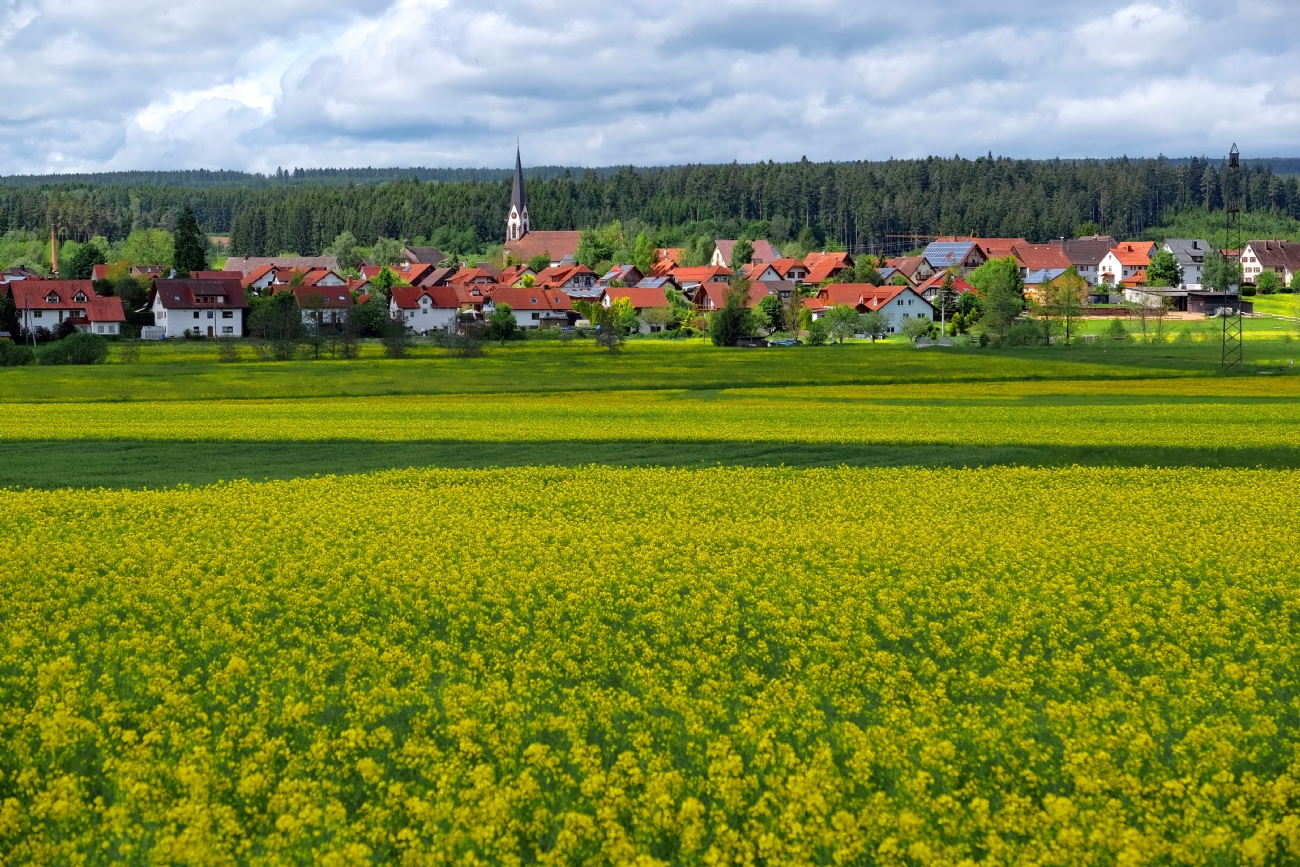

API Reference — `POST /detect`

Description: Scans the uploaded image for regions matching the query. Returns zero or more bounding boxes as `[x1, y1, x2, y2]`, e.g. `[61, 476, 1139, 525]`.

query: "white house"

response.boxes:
[278, 285, 354, 328]
[389, 286, 459, 334]
[148, 278, 250, 338]
[1241, 240, 1300, 288]
[1162, 239, 1212, 288]
[1097, 242, 1153, 286]
[7, 281, 125, 335]
[818, 283, 935, 334]
[484, 287, 573, 329]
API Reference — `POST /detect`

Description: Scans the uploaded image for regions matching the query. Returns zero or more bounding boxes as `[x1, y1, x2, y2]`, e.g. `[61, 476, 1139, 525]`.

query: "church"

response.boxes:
[502, 147, 582, 268]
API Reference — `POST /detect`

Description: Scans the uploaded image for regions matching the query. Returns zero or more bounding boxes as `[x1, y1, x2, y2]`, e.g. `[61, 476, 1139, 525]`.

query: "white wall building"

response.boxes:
[8, 281, 125, 335]
[148, 279, 249, 338]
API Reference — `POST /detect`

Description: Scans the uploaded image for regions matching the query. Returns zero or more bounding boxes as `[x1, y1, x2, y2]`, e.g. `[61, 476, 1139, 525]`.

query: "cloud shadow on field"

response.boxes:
[2, 439, 1297, 491]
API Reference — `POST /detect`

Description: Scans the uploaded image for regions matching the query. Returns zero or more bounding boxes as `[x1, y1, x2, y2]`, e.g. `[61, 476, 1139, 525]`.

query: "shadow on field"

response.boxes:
[2, 440, 1297, 490]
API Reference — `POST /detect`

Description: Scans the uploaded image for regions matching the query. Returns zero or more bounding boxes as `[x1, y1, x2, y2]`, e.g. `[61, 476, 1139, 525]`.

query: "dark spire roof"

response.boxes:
[511, 146, 527, 213]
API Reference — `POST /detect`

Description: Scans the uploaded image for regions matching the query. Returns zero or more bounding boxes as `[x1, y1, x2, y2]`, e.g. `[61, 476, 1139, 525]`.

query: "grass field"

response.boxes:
[3, 339, 1300, 864]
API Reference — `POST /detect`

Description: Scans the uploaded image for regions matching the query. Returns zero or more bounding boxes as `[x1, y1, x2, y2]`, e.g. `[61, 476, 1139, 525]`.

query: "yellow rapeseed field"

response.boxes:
[3, 465, 1299, 865]
[1, 378, 1298, 446]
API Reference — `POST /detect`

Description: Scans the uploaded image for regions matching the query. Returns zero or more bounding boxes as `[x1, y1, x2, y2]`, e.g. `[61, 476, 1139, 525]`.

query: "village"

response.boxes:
[0, 152, 1281, 347]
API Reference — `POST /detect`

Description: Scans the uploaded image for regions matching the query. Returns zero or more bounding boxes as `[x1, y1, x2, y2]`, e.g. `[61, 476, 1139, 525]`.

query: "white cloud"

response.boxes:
[0, 0, 1299, 174]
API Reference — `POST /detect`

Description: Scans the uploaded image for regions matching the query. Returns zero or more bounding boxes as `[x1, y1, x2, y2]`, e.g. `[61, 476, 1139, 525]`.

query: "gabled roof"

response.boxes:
[224, 256, 341, 276]
[914, 272, 976, 295]
[503, 230, 582, 262]
[598, 264, 643, 285]
[1121, 269, 1148, 286]
[498, 265, 534, 286]
[1060, 237, 1118, 266]
[921, 241, 981, 268]
[671, 265, 732, 285]
[804, 252, 853, 284]
[819, 283, 932, 312]
[714, 239, 781, 266]
[885, 256, 928, 278]
[609, 287, 670, 309]
[1162, 239, 1212, 266]
[769, 258, 807, 279]
[402, 246, 446, 265]
[1108, 243, 1152, 267]
[742, 263, 782, 282]
[1011, 243, 1071, 272]
[1245, 240, 1300, 272]
[487, 286, 573, 311]
[447, 267, 501, 285]
[390, 285, 461, 310]
[7, 281, 125, 321]
[275, 285, 355, 309]
[150, 279, 250, 310]
[634, 275, 681, 291]
[536, 264, 596, 287]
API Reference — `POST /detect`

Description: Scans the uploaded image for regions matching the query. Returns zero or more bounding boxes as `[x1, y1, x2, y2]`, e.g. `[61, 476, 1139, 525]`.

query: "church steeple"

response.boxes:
[506, 145, 530, 241]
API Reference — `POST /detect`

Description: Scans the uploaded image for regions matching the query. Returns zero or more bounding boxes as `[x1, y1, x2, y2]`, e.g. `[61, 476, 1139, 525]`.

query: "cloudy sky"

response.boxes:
[1, 0, 1296, 174]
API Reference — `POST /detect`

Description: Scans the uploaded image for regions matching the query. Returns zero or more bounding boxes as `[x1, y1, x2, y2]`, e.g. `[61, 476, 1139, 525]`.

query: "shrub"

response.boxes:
[1105, 318, 1130, 342]
[0, 341, 35, 366]
[1240, 284, 1257, 296]
[1004, 320, 1047, 346]
[807, 318, 830, 345]
[38, 332, 108, 365]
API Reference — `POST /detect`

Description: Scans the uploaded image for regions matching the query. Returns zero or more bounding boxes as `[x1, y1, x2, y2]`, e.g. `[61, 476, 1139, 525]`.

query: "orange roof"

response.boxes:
[390, 285, 461, 310]
[654, 248, 685, 265]
[938, 237, 1027, 260]
[1121, 269, 1148, 287]
[1110, 243, 1151, 267]
[819, 283, 916, 311]
[671, 265, 732, 284]
[447, 267, 500, 285]
[488, 286, 572, 311]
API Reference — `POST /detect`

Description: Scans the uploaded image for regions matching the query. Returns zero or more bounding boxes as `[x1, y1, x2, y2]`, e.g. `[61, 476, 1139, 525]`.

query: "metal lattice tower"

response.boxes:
[1222, 145, 1243, 371]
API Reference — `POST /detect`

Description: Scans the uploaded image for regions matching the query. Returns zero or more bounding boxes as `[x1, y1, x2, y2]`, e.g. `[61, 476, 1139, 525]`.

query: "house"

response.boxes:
[670, 266, 732, 289]
[2, 266, 44, 283]
[801, 296, 827, 320]
[711, 239, 781, 268]
[883, 256, 932, 286]
[447, 267, 501, 286]
[1010, 243, 1071, 278]
[649, 249, 685, 277]
[920, 241, 987, 274]
[752, 280, 799, 301]
[1098, 243, 1151, 287]
[146, 279, 250, 338]
[498, 265, 535, 287]
[244, 266, 348, 291]
[390, 286, 460, 334]
[914, 272, 976, 304]
[484, 287, 573, 329]
[1024, 269, 1070, 301]
[818, 284, 935, 334]
[536, 264, 599, 295]
[598, 264, 644, 287]
[634, 275, 683, 294]
[275, 285, 354, 328]
[1059, 236, 1118, 285]
[608, 286, 672, 333]
[768, 258, 810, 282]
[742, 262, 783, 283]
[1241, 240, 1300, 288]
[1161, 239, 1213, 288]
[7, 281, 125, 335]
[223, 256, 342, 276]
[401, 246, 446, 266]
[804, 251, 854, 284]
[131, 265, 164, 280]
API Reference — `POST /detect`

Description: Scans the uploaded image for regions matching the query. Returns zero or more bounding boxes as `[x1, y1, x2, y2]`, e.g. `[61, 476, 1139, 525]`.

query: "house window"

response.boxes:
[531, 312, 539, 320]
[222, 311, 233, 319]
[206, 311, 214, 318]
[33, 311, 41, 319]
[193, 312, 200, 319]
[222, 326, 234, 335]
[96, 325, 104, 333]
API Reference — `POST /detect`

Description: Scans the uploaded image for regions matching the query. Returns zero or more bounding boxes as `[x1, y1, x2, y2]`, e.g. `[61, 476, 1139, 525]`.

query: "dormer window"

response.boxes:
[45, 294, 59, 304]
[73, 292, 88, 302]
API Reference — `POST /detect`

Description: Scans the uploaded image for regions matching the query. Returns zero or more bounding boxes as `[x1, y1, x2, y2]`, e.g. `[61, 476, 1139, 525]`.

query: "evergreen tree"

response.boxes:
[173, 206, 207, 275]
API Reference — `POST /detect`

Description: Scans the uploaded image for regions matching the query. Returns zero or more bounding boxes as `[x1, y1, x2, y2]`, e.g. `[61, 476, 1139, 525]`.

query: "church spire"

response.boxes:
[506, 144, 530, 242]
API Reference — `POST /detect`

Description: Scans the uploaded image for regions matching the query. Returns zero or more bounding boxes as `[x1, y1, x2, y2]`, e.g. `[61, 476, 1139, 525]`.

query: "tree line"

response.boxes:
[3, 156, 1299, 259]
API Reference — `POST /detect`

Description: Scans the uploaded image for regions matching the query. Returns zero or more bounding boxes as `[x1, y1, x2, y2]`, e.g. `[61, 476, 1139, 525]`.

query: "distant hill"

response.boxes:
[0, 165, 632, 188]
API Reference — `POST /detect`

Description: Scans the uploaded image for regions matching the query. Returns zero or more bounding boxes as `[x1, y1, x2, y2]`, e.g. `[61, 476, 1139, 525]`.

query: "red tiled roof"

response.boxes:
[150, 279, 250, 310]
[503, 230, 582, 263]
[390, 286, 462, 310]
[885, 256, 927, 278]
[488, 286, 573, 311]
[8, 281, 123, 321]
[714, 239, 781, 265]
[609, 287, 670, 309]
[1011, 243, 1071, 272]
[914, 272, 976, 295]
[819, 283, 913, 311]
[447, 267, 500, 285]
[275, 285, 355, 309]
[671, 265, 732, 285]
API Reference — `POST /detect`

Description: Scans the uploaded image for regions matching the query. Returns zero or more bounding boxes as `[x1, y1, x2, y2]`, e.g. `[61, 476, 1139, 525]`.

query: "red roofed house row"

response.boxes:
[7, 281, 125, 335]
[817, 284, 935, 334]
[147, 279, 251, 338]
